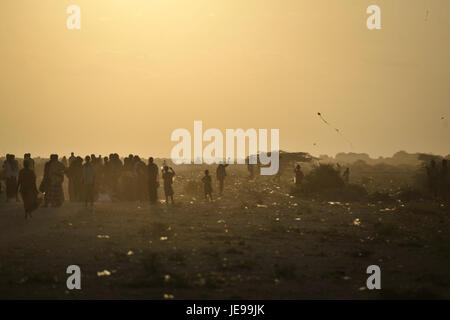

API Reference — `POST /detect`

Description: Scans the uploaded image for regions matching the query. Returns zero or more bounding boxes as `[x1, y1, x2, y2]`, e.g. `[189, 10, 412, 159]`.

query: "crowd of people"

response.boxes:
[0, 153, 235, 218]
[2, 152, 448, 219]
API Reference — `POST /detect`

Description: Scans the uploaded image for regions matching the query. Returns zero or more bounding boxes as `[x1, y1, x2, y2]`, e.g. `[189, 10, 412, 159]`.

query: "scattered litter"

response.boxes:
[97, 270, 111, 277]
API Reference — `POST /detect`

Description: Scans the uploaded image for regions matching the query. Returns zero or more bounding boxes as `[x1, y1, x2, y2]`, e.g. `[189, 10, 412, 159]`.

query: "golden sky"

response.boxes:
[1, 0, 449, 158]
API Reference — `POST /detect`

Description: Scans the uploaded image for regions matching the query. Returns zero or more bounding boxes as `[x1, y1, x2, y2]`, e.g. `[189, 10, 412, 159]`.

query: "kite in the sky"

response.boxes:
[317, 112, 330, 125]
[317, 112, 354, 149]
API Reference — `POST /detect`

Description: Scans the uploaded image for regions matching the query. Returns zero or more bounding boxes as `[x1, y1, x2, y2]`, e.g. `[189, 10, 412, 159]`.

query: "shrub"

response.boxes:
[303, 164, 345, 192]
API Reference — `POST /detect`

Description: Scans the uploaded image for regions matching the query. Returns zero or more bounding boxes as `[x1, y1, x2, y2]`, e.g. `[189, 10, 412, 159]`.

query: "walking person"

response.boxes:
[17, 160, 41, 218]
[202, 170, 213, 201]
[216, 163, 228, 195]
[162, 166, 175, 204]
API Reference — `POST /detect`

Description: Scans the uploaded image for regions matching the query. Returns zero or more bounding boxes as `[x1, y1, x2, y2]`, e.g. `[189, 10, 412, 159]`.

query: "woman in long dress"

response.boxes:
[17, 160, 41, 218]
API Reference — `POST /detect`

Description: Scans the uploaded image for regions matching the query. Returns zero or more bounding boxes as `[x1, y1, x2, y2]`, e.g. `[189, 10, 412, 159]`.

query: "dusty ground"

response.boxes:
[0, 178, 449, 299]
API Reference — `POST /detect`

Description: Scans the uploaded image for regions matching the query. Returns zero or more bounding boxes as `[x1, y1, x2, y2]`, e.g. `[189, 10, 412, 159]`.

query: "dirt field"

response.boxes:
[0, 178, 449, 299]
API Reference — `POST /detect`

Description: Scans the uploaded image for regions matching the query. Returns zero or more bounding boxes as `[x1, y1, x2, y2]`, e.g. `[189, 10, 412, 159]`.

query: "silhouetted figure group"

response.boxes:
[1, 153, 191, 216]
[1, 154, 40, 218]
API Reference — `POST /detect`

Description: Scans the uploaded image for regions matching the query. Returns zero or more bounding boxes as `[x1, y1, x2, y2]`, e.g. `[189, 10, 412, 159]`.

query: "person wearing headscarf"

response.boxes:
[44, 154, 66, 207]
[61, 156, 68, 168]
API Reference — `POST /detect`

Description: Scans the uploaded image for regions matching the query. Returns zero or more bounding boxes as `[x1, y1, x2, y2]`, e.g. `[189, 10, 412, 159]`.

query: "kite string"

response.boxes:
[317, 112, 354, 149]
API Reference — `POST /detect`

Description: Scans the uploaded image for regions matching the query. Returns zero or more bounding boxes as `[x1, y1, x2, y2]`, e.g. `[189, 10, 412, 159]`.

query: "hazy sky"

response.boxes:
[1, 0, 449, 158]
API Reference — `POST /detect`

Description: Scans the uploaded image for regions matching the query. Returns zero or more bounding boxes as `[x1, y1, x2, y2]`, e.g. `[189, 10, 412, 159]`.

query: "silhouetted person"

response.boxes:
[161, 159, 167, 172]
[61, 156, 68, 167]
[342, 167, 350, 184]
[162, 166, 175, 204]
[17, 160, 41, 218]
[40, 157, 51, 206]
[66, 156, 83, 201]
[119, 154, 135, 200]
[101, 156, 111, 195]
[147, 157, 159, 204]
[3, 154, 19, 202]
[134, 155, 147, 201]
[202, 170, 213, 201]
[45, 154, 65, 207]
[110, 153, 123, 200]
[91, 155, 103, 201]
[23, 153, 35, 170]
[294, 164, 304, 187]
[427, 160, 438, 198]
[216, 163, 229, 195]
[82, 156, 96, 208]
[69, 152, 76, 166]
